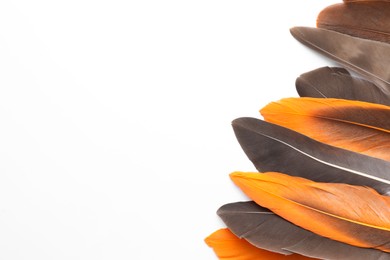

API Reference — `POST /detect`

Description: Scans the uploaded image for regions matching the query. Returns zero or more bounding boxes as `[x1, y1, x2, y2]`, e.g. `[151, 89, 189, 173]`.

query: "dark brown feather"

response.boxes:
[296, 67, 390, 105]
[232, 117, 390, 194]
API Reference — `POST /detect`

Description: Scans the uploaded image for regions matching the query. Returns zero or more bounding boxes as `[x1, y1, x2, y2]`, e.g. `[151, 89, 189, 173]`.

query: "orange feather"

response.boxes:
[260, 97, 390, 161]
[230, 172, 390, 253]
[205, 228, 314, 260]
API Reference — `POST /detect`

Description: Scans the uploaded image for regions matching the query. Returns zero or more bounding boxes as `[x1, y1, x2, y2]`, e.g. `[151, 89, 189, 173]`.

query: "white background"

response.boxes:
[0, 1, 337, 259]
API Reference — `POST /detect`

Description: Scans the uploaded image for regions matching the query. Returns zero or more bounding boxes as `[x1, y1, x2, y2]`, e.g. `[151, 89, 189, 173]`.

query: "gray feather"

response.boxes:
[232, 117, 390, 195]
[218, 201, 390, 260]
[290, 27, 390, 93]
[296, 67, 390, 105]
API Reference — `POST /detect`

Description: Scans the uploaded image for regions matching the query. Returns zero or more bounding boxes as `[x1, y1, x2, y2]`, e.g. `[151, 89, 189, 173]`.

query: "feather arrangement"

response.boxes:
[205, 1, 390, 259]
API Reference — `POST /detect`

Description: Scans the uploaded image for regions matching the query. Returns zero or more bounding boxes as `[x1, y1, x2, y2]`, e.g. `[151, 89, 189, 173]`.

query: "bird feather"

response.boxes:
[230, 172, 390, 252]
[218, 201, 390, 260]
[231, 117, 390, 194]
[317, 1, 390, 44]
[296, 67, 390, 105]
[290, 26, 390, 91]
[260, 97, 390, 161]
[205, 228, 314, 260]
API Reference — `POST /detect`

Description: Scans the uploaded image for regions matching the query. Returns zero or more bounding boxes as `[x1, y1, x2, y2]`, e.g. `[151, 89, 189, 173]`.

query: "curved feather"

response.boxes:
[231, 117, 390, 194]
[290, 26, 390, 91]
[260, 97, 390, 161]
[230, 172, 390, 252]
[296, 67, 390, 105]
[317, 2, 390, 44]
[205, 228, 313, 260]
[218, 201, 390, 260]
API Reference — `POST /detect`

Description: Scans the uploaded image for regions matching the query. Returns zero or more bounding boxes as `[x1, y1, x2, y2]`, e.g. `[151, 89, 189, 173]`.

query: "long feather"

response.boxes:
[230, 172, 390, 252]
[296, 67, 390, 105]
[260, 97, 390, 161]
[218, 201, 390, 260]
[231, 117, 390, 194]
[317, 1, 390, 44]
[205, 228, 313, 260]
[289, 26, 390, 91]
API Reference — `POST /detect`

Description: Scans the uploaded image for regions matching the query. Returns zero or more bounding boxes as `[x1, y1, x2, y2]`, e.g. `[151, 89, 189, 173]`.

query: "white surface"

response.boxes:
[0, 1, 337, 259]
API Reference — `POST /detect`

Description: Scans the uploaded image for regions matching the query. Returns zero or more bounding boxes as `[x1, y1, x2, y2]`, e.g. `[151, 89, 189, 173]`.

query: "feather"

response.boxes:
[218, 201, 390, 260]
[231, 117, 390, 194]
[289, 26, 390, 91]
[260, 97, 390, 161]
[230, 172, 390, 252]
[204, 228, 313, 260]
[317, 1, 390, 44]
[296, 67, 390, 105]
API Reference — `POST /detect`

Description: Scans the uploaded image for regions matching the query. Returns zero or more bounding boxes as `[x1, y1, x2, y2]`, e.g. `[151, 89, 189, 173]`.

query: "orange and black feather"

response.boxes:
[260, 97, 390, 161]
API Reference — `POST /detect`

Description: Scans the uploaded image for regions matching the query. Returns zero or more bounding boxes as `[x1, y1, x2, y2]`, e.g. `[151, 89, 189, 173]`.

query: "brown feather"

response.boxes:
[317, 2, 390, 44]
[295, 67, 390, 106]
[289, 26, 390, 91]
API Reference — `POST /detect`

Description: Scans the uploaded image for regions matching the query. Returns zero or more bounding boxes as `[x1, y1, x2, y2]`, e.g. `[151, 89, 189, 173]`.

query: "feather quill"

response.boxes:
[290, 26, 390, 91]
[231, 117, 390, 194]
[230, 172, 390, 252]
[296, 67, 390, 105]
[260, 97, 390, 161]
[205, 228, 314, 260]
[218, 201, 390, 260]
[317, 1, 390, 44]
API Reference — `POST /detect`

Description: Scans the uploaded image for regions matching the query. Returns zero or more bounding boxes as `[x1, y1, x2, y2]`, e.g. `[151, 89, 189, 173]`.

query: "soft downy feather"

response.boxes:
[295, 67, 390, 105]
[260, 97, 390, 161]
[218, 201, 390, 260]
[205, 228, 314, 260]
[289, 26, 390, 91]
[230, 172, 390, 252]
[317, 1, 390, 44]
[231, 117, 390, 195]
